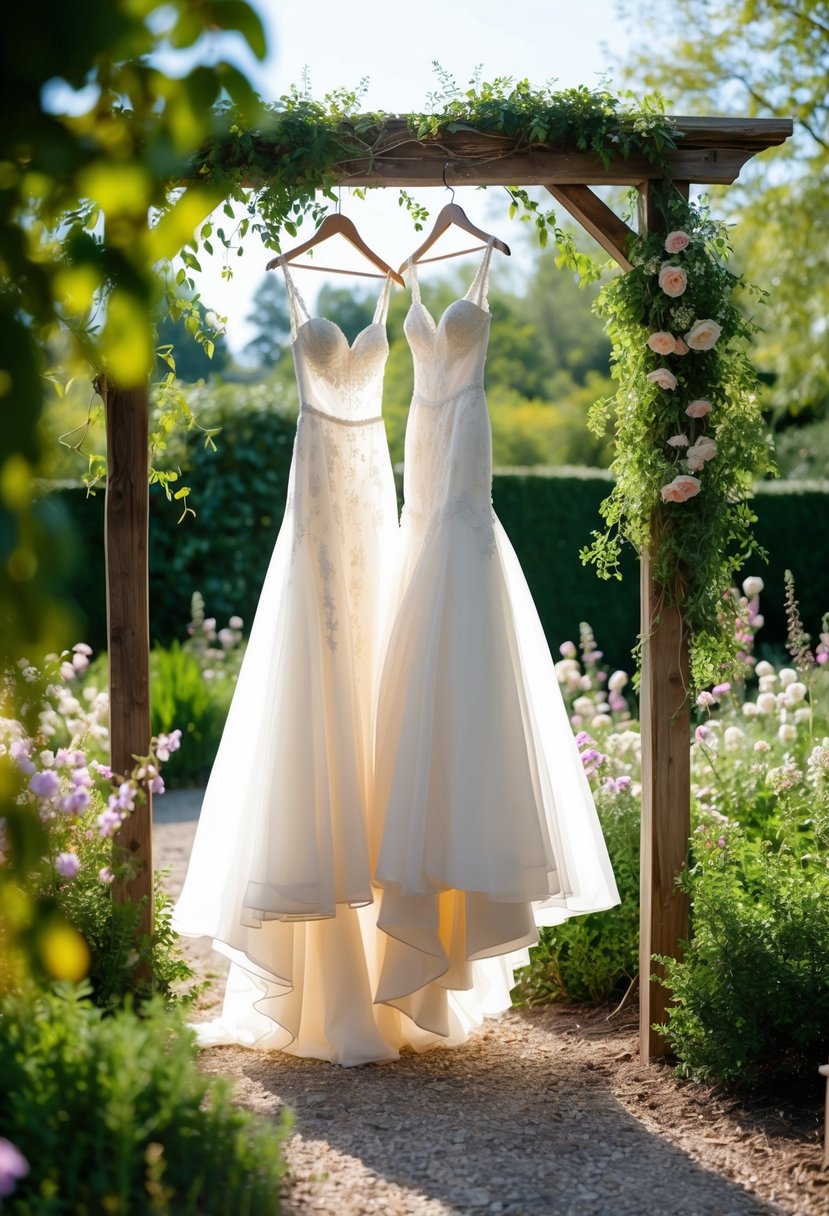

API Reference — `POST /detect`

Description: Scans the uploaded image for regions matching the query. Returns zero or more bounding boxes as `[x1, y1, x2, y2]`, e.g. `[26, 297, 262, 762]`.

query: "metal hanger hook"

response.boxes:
[442, 162, 456, 205]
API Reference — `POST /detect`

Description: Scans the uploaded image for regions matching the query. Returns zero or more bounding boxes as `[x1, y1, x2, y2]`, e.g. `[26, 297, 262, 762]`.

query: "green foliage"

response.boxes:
[150, 643, 231, 787]
[0, 985, 289, 1215]
[583, 190, 773, 689]
[658, 824, 829, 1092]
[619, 0, 829, 422]
[512, 788, 640, 1004]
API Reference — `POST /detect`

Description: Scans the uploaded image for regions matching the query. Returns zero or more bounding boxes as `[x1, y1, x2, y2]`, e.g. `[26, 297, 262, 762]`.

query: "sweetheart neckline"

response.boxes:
[407, 297, 491, 335]
[294, 316, 387, 353]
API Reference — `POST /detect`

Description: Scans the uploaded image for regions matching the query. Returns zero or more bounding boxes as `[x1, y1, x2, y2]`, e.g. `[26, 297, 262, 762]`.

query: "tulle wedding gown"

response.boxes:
[370, 240, 621, 1012]
[172, 265, 521, 1065]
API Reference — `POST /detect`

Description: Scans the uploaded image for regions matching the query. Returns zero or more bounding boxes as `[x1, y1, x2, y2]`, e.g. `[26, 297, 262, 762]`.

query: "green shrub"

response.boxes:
[149, 641, 232, 787]
[0, 985, 290, 1214]
[512, 784, 640, 1005]
[658, 823, 829, 1093]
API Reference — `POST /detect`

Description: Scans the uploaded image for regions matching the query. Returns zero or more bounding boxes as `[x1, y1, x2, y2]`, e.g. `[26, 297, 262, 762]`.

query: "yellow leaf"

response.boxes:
[77, 161, 151, 219]
[144, 187, 227, 262]
[100, 290, 154, 385]
[39, 921, 91, 982]
[54, 265, 102, 316]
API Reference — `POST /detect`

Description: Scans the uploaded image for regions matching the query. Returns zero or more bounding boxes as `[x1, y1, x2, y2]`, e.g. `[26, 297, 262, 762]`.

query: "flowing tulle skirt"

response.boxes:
[371, 510, 620, 1005]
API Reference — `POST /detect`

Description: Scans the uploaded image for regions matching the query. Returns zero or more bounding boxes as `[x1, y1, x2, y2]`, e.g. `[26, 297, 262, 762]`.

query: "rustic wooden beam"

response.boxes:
[637, 179, 692, 1062]
[103, 375, 154, 947]
[545, 184, 635, 269]
[236, 115, 792, 192]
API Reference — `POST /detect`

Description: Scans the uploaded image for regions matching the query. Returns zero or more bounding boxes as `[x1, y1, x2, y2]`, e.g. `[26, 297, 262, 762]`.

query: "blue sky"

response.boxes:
[190, 0, 635, 353]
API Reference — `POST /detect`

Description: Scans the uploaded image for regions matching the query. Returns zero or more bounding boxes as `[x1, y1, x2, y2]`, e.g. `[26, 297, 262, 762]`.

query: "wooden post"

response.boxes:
[103, 374, 154, 944]
[638, 180, 692, 1061]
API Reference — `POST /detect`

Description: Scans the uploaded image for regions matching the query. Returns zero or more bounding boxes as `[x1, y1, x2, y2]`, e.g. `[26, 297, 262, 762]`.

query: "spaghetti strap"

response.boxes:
[404, 258, 422, 306]
[280, 261, 312, 339]
[465, 237, 496, 310]
[372, 272, 393, 325]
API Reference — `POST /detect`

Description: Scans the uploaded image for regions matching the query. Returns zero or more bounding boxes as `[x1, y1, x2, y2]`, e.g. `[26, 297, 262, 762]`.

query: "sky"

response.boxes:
[189, 0, 636, 355]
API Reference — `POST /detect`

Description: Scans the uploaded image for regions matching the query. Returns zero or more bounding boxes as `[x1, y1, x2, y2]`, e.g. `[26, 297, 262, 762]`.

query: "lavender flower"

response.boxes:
[55, 851, 81, 879]
[0, 1139, 29, 1198]
[29, 769, 60, 799]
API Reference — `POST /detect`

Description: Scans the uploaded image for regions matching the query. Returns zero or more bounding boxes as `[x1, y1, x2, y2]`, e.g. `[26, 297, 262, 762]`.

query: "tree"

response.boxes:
[617, 0, 829, 422]
[157, 303, 229, 382]
[243, 275, 292, 368]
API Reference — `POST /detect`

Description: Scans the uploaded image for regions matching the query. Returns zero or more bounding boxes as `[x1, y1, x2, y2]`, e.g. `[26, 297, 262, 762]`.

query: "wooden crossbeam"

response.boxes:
[545, 185, 635, 269]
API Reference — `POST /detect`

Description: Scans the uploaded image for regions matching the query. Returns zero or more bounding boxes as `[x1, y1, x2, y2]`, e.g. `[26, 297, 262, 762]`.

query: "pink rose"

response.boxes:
[664, 230, 690, 254]
[660, 474, 701, 503]
[658, 264, 688, 298]
[685, 399, 713, 419]
[673, 337, 689, 355]
[646, 331, 677, 356]
[685, 318, 722, 350]
[687, 436, 717, 471]
[667, 433, 689, 447]
[646, 368, 678, 391]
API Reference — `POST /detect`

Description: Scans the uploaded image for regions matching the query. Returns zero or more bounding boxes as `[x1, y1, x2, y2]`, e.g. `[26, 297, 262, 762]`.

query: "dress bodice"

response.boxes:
[282, 265, 392, 424]
[401, 242, 496, 548]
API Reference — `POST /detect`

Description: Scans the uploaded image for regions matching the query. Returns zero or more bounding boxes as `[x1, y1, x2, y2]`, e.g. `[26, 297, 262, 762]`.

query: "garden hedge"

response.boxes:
[41, 447, 829, 676]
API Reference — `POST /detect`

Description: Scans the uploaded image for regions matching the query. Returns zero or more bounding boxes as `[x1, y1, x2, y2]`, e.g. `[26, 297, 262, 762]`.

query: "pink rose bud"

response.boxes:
[664, 230, 690, 254]
[684, 319, 722, 350]
[673, 337, 689, 355]
[646, 331, 677, 356]
[658, 264, 688, 298]
[646, 368, 678, 391]
[660, 474, 702, 503]
[667, 434, 689, 447]
[685, 399, 713, 418]
[687, 437, 717, 468]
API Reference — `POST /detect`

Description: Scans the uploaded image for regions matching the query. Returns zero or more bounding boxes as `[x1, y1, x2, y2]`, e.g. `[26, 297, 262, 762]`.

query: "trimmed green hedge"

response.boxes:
[43, 458, 829, 675]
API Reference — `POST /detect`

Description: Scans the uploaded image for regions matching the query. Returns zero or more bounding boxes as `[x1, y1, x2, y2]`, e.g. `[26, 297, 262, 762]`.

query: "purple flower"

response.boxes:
[574, 731, 595, 749]
[73, 642, 93, 656]
[55, 851, 81, 879]
[97, 807, 123, 838]
[156, 729, 182, 763]
[149, 775, 165, 795]
[695, 725, 710, 743]
[54, 747, 72, 768]
[60, 788, 90, 816]
[696, 691, 716, 709]
[0, 1138, 29, 1198]
[712, 682, 732, 698]
[10, 740, 35, 777]
[716, 836, 727, 849]
[29, 770, 60, 799]
[92, 761, 113, 780]
[71, 767, 93, 789]
[115, 782, 136, 811]
[99, 866, 115, 884]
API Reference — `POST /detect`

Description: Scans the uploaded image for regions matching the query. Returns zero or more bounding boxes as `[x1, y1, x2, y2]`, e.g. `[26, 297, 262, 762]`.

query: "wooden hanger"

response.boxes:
[266, 213, 405, 286]
[401, 201, 510, 272]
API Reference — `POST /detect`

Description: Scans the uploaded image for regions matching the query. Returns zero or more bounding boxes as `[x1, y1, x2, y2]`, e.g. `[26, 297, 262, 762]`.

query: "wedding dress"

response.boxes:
[370, 240, 621, 1011]
[171, 266, 516, 1065]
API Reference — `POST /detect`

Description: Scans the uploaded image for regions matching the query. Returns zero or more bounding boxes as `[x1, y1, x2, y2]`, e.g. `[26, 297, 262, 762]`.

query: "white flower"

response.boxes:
[608, 670, 628, 693]
[755, 660, 776, 678]
[579, 675, 592, 691]
[754, 740, 770, 753]
[759, 674, 778, 693]
[724, 726, 745, 750]
[590, 714, 613, 729]
[756, 692, 778, 715]
[784, 682, 807, 705]
[794, 707, 811, 724]
[742, 701, 759, 718]
[778, 723, 798, 744]
[742, 576, 764, 598]
[573, 696, 594, 716]
[778, 668, 797, 687]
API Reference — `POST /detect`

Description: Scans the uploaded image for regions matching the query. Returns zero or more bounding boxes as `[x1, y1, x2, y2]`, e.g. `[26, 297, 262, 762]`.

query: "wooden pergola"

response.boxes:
[105, 113, 791, 1061]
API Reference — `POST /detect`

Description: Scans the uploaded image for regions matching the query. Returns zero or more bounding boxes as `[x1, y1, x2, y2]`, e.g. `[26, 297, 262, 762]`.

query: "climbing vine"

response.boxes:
[582, 187, 773, 689]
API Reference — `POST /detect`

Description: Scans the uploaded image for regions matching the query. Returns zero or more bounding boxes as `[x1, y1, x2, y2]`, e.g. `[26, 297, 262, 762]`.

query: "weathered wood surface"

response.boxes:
[103, 376, 154, 942]
[545, 184, 635, 269]
[239, 116, 792, 190]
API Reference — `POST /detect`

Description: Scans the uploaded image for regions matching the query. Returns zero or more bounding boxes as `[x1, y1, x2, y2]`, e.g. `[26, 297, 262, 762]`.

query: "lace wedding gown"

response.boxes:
[371, 241, 621, 1011]
[172, 266, 515, 1065]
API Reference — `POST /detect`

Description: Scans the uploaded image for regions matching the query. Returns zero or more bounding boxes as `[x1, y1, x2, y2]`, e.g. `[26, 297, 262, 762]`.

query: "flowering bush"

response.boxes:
[513, 623, 641, 1004]
[583, 190, 773, 689]
[0, 649, 196, 1006]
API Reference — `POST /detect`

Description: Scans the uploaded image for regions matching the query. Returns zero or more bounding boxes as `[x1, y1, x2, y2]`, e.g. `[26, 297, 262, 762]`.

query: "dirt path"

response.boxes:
[155, 790, 828, 1216]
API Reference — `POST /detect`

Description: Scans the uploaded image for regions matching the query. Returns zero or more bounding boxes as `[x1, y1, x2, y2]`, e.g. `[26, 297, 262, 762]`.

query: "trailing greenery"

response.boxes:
[583, 190, 773, 688]
[0, 985, 290, 1215]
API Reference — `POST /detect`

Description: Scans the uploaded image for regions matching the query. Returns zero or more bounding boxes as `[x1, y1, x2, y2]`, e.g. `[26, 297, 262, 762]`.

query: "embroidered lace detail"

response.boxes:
[402, 495, 496, 560]
[318, 543, 339, 651]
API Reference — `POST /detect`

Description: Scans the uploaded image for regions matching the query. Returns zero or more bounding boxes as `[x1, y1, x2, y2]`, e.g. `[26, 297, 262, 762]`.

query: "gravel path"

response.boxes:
[155, 789, 827, 1216]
